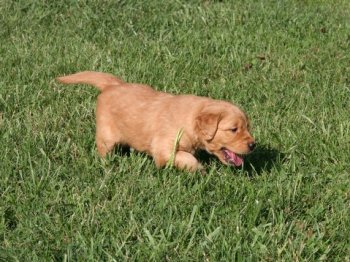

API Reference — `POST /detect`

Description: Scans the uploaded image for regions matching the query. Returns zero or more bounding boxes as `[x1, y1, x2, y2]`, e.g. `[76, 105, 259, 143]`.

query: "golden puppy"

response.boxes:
[57, 71, 255, 171]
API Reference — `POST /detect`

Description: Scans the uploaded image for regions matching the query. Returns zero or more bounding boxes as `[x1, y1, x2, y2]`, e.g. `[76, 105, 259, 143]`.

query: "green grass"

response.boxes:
[1, 0, 350, 260]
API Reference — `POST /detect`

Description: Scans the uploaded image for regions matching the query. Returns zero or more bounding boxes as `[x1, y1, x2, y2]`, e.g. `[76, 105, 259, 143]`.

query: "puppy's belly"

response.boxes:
[109, 107, 165, 154]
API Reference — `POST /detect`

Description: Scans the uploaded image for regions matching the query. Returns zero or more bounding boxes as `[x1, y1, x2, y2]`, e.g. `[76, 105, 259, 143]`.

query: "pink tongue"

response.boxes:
[225, 149, 243, 166]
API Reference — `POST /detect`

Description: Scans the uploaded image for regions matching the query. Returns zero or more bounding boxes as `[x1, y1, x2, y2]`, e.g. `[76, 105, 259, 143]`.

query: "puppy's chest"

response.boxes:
[178, 134, 199, 154]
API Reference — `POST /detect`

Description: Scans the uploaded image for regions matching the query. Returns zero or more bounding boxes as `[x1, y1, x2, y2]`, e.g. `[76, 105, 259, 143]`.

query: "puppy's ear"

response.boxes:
[196, 110, 221, 141]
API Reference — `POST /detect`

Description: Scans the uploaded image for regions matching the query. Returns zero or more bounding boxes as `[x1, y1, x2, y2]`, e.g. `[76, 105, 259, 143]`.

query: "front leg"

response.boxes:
[174, 151, 202, 171]
[153, 150, 202, 172]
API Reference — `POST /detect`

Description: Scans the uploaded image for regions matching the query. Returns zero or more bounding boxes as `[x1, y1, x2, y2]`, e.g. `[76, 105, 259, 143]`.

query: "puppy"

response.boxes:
[57, 71, 255, 171]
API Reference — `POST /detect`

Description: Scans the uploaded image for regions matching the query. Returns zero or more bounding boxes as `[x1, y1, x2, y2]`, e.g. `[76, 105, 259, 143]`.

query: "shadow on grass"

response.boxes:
[243, 144, 284, 176]
[111, 144, 284, 176]
[196, 144, 284, 176]
[113, 145, 132, 156]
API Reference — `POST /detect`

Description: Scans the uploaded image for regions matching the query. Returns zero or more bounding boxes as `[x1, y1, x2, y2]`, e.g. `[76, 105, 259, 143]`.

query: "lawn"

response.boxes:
[1, 0, 350, 260]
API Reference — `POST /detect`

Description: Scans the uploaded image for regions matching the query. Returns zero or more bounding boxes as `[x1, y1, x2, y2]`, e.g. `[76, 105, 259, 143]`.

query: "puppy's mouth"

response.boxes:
[221, 147, 243, 166]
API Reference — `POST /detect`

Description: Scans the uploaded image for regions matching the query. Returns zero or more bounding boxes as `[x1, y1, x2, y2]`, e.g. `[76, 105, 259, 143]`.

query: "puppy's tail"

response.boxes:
[56, 71, 124, 92]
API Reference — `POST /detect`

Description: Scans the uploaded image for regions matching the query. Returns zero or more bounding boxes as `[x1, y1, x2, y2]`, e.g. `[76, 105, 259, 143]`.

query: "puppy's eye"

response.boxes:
[231, 128, 238, 133]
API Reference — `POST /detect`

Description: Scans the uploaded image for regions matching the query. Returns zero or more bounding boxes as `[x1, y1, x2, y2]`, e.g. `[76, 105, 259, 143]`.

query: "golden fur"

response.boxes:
[57, 71, 255, 171]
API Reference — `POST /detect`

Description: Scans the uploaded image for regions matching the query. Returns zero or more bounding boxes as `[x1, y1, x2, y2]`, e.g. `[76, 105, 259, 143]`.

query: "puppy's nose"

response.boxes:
[248, 141, 256, 151]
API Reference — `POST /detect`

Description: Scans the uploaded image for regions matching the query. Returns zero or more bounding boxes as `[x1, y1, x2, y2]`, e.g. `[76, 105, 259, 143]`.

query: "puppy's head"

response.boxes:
[195, 102, 255, 166]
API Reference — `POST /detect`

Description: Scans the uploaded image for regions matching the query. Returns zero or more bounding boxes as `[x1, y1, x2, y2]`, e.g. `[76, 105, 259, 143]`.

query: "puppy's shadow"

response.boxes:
[243, 144, 284, 176]
[196, 144, 284, 176]
[112, 144, 283, 176]
[113, 145, 131, 156]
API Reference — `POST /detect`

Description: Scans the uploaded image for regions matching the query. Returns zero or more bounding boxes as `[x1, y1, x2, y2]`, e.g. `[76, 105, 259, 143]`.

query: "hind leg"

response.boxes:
[96, 123, 121, 157]
[95, 103, 121, 157]
[96, 132, 120, 157]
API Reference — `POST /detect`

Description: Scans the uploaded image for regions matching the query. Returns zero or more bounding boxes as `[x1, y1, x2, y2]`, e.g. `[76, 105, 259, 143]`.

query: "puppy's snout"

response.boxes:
[248, 141, 256, 151]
